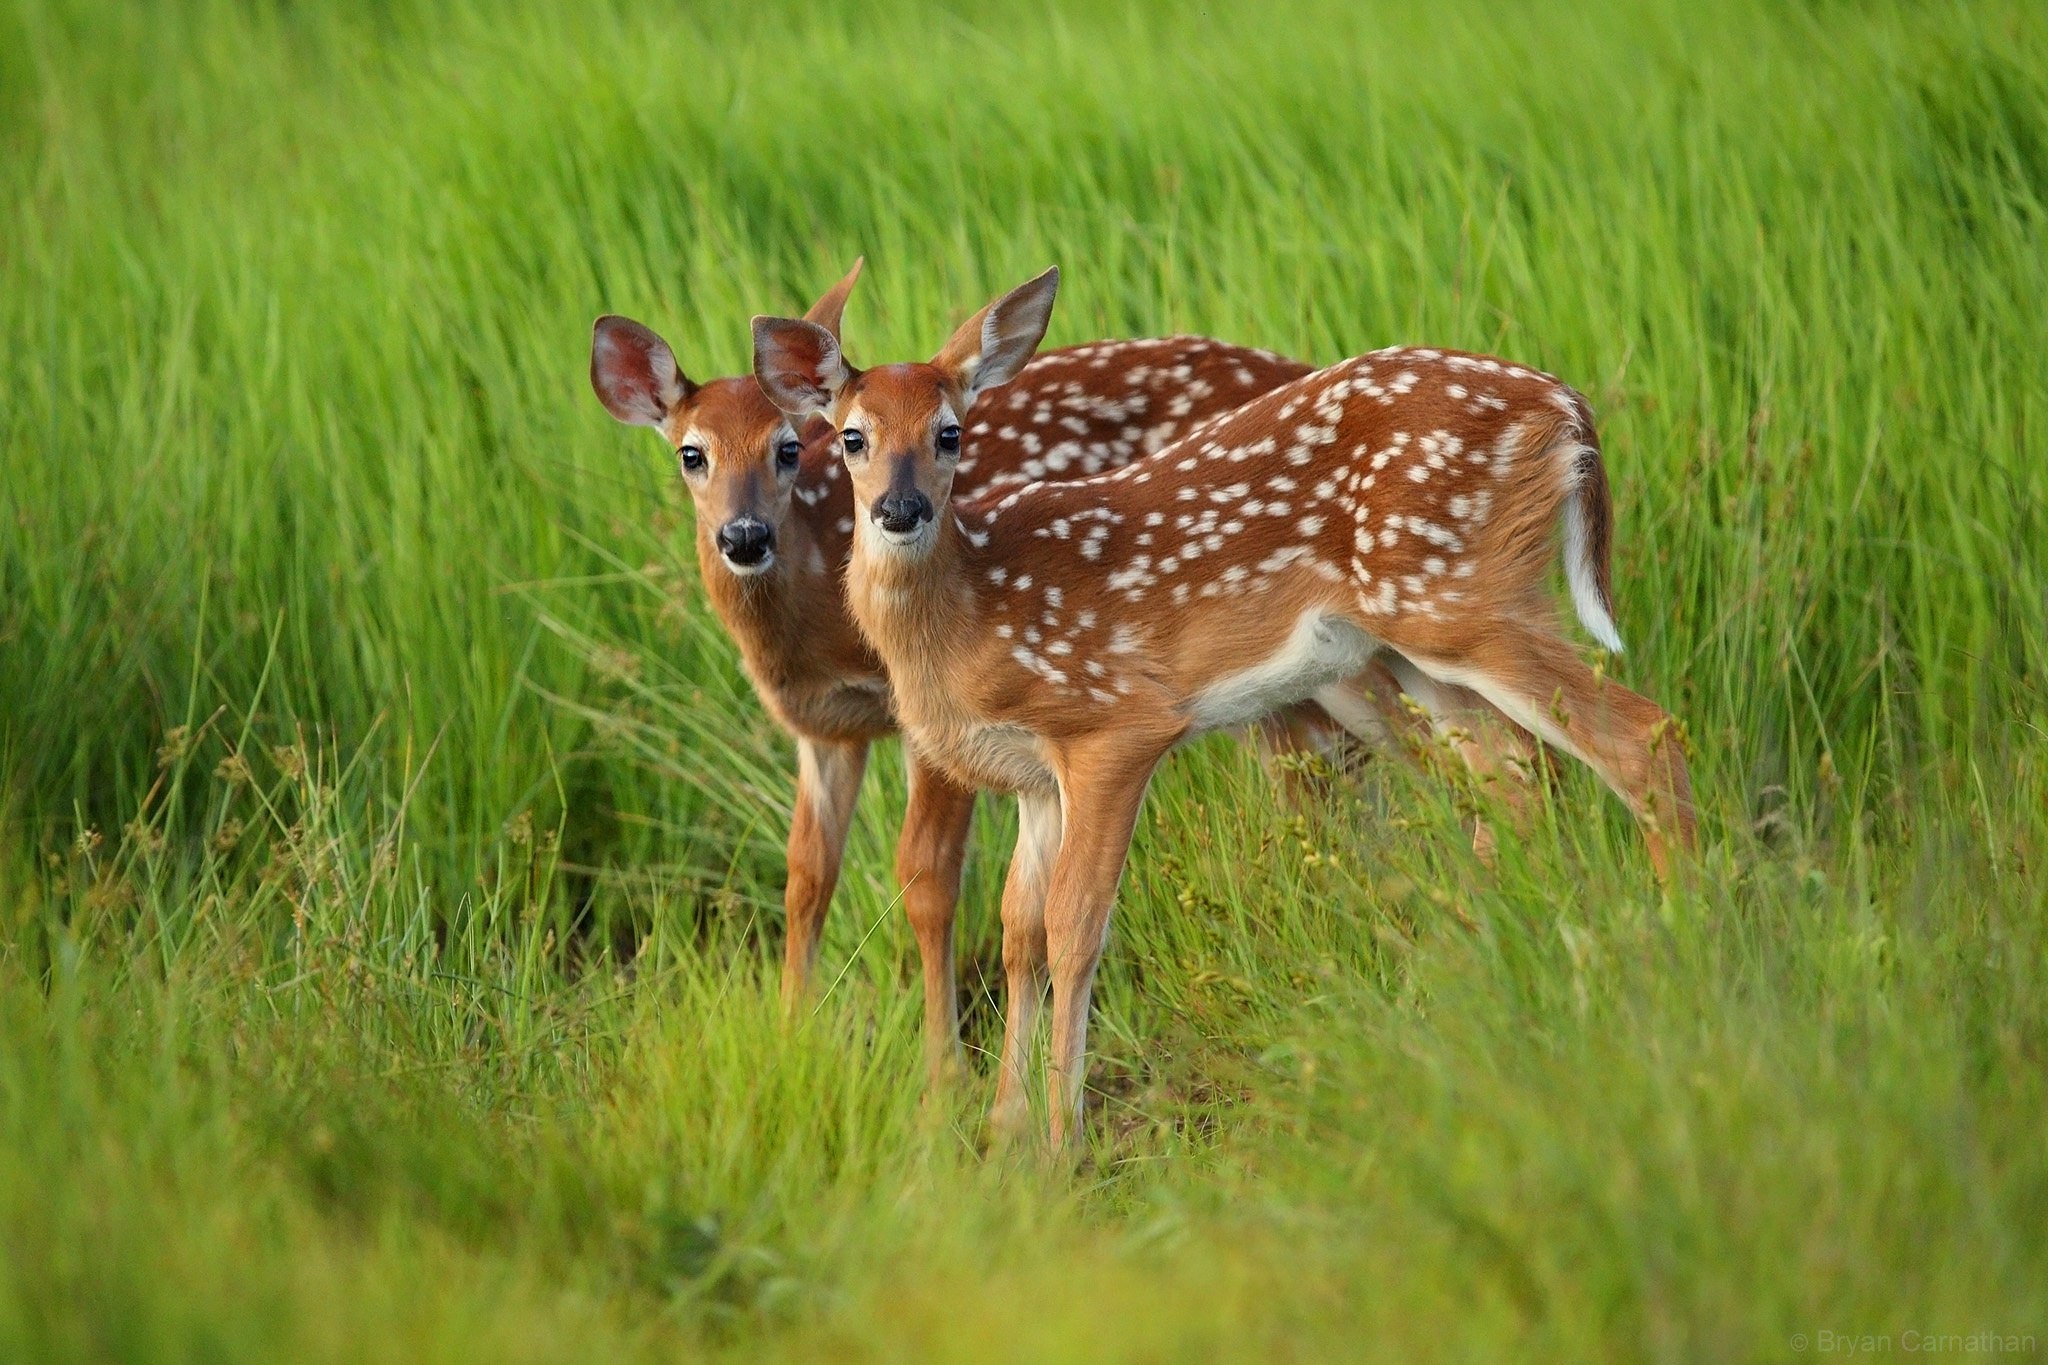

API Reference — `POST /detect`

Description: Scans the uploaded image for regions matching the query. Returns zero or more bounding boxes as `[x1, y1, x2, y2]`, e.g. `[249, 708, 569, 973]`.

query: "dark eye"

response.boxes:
[776, 437, 803, 471]
[937, 425, 963, 456]
[841, 429, 866, 455]
[679, 445, 706, 474]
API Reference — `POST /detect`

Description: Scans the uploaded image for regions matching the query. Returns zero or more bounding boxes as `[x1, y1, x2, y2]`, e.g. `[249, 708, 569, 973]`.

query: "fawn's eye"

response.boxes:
[841, 429, 867, 455]
[678, 445, 707, 474]
[776, 437, 803, 470]
[936, 425, 963, 456]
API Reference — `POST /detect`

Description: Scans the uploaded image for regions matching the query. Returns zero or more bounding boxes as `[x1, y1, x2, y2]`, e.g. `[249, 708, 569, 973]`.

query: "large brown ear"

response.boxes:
[591, 316, 693, 427]
[800, 257, 865, 340]
[752, 316, 855, 418]
[930, 266, 1059, 406]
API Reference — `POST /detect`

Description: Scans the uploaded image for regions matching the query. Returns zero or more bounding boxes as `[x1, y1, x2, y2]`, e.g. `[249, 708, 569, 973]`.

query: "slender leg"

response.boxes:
[1249, 698, 1360, 795]
[780, 737, 869, 1011]
[990, 786, 1061, 1140]
[895, 751, 977, 1087]
[1310, 657, 1550, 865]
[1041, 736, 1172, 1151]
[1383, 655, 1551, 864]
[1402, 623, 1697, 879]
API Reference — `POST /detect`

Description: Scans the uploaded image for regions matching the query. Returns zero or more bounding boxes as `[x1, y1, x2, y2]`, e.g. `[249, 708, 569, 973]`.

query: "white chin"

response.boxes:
[866, 519, 936, 557]
[722, 553, 775, 577]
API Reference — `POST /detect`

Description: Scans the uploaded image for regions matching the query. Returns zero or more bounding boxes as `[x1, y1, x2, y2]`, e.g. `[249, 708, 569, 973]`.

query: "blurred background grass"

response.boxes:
[1, 0, 2045, 1359]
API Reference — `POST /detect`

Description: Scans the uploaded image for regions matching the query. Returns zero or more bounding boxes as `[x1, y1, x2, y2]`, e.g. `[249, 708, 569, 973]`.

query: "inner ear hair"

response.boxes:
[751, 315, 853, 418]
[936, 266, 1060, 406]
[591, 315, 693, 428]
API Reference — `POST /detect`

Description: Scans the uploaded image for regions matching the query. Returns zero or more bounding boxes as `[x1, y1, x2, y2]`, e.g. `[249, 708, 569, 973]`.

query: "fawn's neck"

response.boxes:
[845, 513, 977, 693]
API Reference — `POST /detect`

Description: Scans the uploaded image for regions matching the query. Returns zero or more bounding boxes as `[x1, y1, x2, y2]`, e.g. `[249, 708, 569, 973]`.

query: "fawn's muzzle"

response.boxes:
[872, 490, 933, 535]
[716, 517, 774, 567]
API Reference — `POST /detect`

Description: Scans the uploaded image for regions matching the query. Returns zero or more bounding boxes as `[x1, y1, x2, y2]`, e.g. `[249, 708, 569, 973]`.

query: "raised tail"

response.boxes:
[1561, 438, 1625, 653]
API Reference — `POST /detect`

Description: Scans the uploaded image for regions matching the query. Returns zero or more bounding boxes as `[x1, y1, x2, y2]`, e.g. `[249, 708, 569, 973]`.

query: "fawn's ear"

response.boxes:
[801, 257, 865, 340]
[931, 266, 1059, 406]
[591, 316, 694, 427]
[752, 316, 854, 418]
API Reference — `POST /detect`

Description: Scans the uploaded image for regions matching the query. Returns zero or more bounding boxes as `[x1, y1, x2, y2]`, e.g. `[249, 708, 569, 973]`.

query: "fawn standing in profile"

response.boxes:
[753, 267, 1696, 1147]
[591, 263, 1531, 1087]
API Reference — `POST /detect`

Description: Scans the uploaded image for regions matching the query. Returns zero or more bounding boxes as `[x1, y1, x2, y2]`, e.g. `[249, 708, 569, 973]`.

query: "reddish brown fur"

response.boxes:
[755, 275, 1696, 1147]
[1583, 444, 1616, 613]
[602, 279, 1518, 1085]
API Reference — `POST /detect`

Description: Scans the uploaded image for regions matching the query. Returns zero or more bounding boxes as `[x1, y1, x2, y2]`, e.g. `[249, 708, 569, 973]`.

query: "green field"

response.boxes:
[4, 0, 2046, 1358]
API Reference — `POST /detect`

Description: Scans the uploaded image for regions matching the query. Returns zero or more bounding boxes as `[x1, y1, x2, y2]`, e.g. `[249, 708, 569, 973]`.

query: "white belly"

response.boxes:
[904, 707, 1057, 795]
[955, 721, 1057, 793]
[1185, 611, 1380, 733]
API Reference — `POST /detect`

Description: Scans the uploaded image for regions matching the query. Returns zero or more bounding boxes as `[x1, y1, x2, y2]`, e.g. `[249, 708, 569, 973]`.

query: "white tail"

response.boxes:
[754, 270, 1697, 1149]
[1561, 442, 1626, 653]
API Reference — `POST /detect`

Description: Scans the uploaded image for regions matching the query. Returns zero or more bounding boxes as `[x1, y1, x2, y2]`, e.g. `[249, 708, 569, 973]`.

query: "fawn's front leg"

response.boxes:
[895, 752, 978, 1087]
[1041, 733, 1174, 1152]
[781, 736, 869, 1011]
[990, 787, 1061, 1140]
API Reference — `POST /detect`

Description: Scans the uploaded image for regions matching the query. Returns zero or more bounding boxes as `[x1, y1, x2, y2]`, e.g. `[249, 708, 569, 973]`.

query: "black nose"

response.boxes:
[872, 491, 932, 534]
[716, 519, 773, 565]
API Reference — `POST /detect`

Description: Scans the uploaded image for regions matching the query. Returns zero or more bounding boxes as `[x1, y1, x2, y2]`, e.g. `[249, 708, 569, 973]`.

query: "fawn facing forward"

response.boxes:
[591, 263, 1528, 1087]
[753, 267, 1696, 1147]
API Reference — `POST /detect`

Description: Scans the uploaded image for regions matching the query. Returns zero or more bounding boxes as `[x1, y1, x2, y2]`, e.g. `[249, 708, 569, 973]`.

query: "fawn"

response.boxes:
[591, 262, 1494, 1084]
[752, 267, 1696, 1146]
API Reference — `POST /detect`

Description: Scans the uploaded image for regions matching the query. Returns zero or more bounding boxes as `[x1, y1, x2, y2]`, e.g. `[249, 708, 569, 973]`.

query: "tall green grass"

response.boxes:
[2, 0, 2045, 1358]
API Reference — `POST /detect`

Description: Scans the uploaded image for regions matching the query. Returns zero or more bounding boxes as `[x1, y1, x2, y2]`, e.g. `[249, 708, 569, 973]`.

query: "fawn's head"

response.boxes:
[751, 267, 1059, 561]
[590, 260, 864, 577]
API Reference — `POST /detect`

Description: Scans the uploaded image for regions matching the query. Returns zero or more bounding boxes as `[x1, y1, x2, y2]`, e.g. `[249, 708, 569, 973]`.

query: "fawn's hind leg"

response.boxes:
[1380, 655, 1553, 863]
[1249, 695, 1375, 795]
[1313, 658, 1549, 864]
[1400, 624, 1696, 878]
